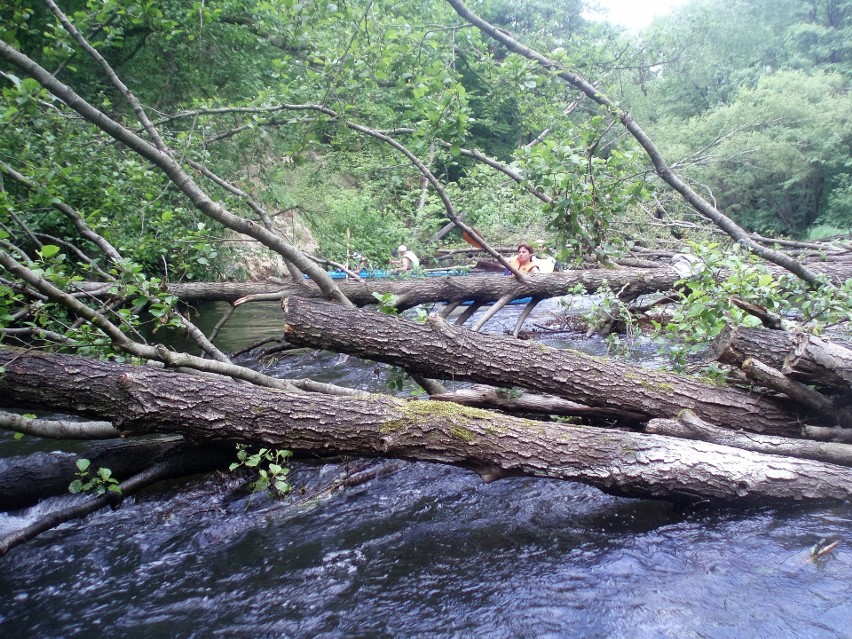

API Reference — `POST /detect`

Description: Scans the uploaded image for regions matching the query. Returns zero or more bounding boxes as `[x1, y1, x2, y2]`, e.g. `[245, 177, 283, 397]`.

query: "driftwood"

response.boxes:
[2, 348, 852, 504]
[280, 297, 812, 435]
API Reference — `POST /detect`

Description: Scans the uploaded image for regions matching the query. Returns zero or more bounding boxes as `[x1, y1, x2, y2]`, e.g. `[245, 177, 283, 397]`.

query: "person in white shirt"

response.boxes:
[393, 244, 420, 271]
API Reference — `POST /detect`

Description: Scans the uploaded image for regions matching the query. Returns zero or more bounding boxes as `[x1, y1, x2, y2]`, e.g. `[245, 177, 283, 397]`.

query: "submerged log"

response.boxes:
[281, 297, 811, 435]
[0, 437, 232, 511]
[1, 348, 851, 503]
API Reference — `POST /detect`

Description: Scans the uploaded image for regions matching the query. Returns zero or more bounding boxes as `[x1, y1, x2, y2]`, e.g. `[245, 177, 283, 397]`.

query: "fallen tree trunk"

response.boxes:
[1, 349, 851, 503]
[74, 267, 684, 309]
[281, 298, 812, 435]
[713, 326, 852, 395]
[71, 260, 850, 310]
[0, 437, 232, 511]
[429, 385, 646, 422]
[647, 411, 852, 468]
[0, 447, 232, 558]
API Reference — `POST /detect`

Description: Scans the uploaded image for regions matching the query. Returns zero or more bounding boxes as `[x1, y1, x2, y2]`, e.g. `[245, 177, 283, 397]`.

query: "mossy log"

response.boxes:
[3, 348, 852, 503]
[281, 297, 813, 435]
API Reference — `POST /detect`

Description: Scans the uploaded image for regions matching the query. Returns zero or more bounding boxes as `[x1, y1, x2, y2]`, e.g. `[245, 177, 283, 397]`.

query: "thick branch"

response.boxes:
[647, 411, 852, 467]
[0, 410, 118, 439]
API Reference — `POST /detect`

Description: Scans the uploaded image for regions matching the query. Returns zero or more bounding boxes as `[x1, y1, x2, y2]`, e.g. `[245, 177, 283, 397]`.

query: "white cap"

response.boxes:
[397, 245, 407, 253]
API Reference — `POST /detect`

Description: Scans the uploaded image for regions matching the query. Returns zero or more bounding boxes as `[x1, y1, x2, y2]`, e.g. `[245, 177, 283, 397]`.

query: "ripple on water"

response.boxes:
[2, 452, 851, 639]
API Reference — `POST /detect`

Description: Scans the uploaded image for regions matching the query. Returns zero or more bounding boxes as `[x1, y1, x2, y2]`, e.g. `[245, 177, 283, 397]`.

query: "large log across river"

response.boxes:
[71, 260, 850, 309]
[280, 297, 816, 434]
[75, 268, 684, 308]
[1, 348, 851, 504]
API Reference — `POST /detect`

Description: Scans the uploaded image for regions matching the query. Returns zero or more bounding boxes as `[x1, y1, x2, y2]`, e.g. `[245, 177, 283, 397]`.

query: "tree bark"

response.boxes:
[712, 325, 852, 394]
[429, 385, 646, 422]
[71, 260, 850, 309]
[647, 411, 852, 468]
[281, 297, 812, 435]
[74, 267, 684, 309]
[2, 348, 852, 503]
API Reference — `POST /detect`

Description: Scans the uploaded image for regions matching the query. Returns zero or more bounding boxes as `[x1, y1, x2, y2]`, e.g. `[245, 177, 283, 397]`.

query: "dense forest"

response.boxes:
[1, 0, 851, 556]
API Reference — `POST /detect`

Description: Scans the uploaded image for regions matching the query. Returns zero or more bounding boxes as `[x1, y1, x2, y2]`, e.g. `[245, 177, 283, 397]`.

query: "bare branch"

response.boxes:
[0, 39, 351, 306]
[444, 0, 823, 286]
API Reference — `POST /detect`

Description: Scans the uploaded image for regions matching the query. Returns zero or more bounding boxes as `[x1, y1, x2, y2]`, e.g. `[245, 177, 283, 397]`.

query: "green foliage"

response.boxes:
[229, 444, 293, 497]
[618, 0, 852, 238]
[657, 242, 852, 367]
[386, 365, 407, 393]
[68, 458, 121, 496]
[662, 70, 851, 235]
[372, 292, 399, 314]
[513, 115, 651, 261]
[584, 282, 641, 358]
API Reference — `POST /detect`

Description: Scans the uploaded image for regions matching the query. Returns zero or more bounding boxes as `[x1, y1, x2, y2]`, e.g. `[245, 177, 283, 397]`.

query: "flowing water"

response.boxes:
[1, 300, 850, 638]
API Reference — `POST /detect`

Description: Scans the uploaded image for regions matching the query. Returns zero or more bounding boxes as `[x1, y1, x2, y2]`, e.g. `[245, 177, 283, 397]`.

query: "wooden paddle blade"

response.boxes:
[461, 228, 484, 248]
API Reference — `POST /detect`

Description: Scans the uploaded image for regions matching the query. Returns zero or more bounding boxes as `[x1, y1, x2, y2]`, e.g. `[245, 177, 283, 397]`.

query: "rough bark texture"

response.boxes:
[713, 326, 852, 394]
[281, 298, 811, 434]
[647, 412, 852, 468]
[430, 385, 646, 422]
[72, 260, 850, 310]
[75, 268, 683, 308]
[2, 349, 851, 503]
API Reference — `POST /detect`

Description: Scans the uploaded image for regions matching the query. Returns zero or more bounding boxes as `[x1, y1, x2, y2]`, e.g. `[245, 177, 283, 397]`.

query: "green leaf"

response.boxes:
[69, 479, 83, 494]
[39, 245, 61, 259]
[76, 458, 91, 472]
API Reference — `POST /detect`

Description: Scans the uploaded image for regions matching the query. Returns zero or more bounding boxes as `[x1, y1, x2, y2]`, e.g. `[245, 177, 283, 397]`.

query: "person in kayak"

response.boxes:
[393, 244, 420, 271]
[507, 243, 539, 274]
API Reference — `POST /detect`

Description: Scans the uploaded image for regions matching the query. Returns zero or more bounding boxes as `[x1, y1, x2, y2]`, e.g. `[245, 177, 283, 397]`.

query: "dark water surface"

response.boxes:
[1, 300, 850, 638]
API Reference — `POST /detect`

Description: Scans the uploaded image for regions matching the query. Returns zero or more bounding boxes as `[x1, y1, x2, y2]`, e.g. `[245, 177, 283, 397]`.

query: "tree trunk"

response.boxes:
[429, 385, 646, 422]
[72, 260, 849, 309]
[74, 267, 684, 309]
[713, 325, 852, 392]
[0, 438, 231, 511]
[647, 411, 852, 468]
[280, 297, 813, 434]
[2, 348, 852, 503]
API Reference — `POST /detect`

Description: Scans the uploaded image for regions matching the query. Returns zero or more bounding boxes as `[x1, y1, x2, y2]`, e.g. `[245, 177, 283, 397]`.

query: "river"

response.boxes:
[1, 300, 850, 638]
